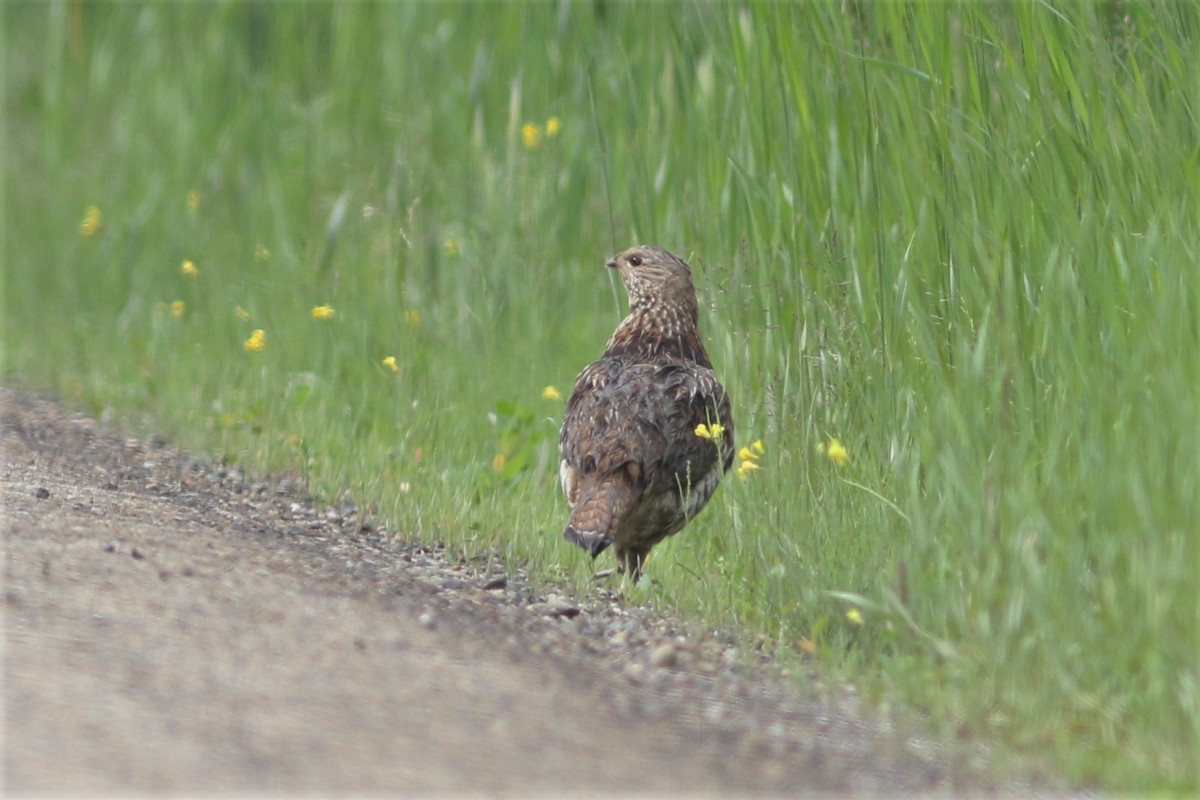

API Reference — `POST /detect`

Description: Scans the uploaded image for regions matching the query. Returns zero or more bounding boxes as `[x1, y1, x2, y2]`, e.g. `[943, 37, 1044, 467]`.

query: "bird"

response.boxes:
[558, 245, 734, 580]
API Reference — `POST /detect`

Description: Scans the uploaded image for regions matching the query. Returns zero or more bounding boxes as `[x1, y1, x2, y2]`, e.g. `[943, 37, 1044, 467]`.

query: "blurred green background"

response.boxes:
[4, 2, 1197, 790]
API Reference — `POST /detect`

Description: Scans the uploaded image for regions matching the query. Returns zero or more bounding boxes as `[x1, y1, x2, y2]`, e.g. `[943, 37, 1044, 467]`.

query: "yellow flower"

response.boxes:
[181, 260, 198, 277]
[255, 243, 270, 262]
[820, 437, 849, 467]
[492, 452, 508, 472]
[404, 309, 421, 326]
[545, 116, 561, 138]
[80, 206, 102, 237]
[695, 422, 725, 440]
[737, 460, 760, 481]
[234, 306, 251, 321]
[383, 356, 399, 373]
[542, 385, 562, 401]
[244, 329, 266, 352]
[846, 608, 864, 626]
[445, 238, 460, 256]
[311, 305, 335, 320]
[521, 122, 541, 150]
[187, 190, 200, 212]
[736, 437, 763, 480]
[170, 300, 185, 319]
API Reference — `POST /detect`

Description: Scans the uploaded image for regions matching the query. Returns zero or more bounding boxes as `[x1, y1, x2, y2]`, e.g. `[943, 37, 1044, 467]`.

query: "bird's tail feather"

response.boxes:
[563, 525, 612, 557]
[562, 476, 636, 558]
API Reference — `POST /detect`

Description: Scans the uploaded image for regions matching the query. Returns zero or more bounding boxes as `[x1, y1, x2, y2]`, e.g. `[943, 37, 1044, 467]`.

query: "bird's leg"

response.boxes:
[617, 547, 650, 583]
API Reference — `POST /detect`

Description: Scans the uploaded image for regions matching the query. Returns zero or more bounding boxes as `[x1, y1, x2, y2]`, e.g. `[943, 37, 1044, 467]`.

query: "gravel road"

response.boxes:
[2, 388, 1069, 796]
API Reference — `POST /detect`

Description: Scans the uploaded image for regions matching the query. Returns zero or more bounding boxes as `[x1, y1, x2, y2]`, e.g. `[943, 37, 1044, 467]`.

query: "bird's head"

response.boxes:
[603, 245, 708, 364]
[606, 245, 697, 314]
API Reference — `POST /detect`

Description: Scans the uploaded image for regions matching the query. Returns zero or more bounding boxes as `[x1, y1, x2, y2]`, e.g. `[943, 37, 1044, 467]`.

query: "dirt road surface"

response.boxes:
[3, 388, 1067, 796]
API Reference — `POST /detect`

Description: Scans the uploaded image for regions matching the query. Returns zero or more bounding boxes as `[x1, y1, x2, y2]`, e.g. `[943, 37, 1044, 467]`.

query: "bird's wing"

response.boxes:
[560, 357, 733, 491]
[560, 358, 661, 484]
[645, 360, 735, 487]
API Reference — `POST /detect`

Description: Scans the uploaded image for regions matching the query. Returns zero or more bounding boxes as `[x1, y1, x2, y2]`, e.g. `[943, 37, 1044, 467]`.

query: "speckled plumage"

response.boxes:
[559, 245, 734, 579]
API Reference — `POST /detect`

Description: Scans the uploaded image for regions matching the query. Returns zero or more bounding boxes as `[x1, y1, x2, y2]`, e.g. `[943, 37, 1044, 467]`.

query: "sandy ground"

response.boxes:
[2, 388, 1069, 796]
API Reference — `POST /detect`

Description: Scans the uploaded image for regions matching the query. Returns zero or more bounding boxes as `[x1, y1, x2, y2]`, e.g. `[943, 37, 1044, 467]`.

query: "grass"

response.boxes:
[4, 2, 1196, 791]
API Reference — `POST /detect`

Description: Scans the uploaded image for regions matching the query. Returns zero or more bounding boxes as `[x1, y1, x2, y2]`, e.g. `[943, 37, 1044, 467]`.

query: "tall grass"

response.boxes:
[5, 2, 1196, 790]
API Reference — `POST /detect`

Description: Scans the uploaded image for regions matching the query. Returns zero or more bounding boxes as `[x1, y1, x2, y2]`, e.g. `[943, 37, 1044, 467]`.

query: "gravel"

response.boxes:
[2, 387, 1077, 796]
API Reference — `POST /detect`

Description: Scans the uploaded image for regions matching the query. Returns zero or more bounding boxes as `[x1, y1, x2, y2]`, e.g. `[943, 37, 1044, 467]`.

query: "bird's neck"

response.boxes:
[604, 302, 712, 367]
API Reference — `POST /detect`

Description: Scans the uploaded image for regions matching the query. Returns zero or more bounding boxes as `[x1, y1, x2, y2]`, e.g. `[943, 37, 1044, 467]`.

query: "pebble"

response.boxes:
[418, 611, 436, 630]
[531, 600, 582, 619]
[650, 643, 678, 669]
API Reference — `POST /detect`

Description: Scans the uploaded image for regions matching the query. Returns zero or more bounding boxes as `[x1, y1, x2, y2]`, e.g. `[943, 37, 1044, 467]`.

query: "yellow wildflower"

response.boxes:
[404, 309, 421, 326]
[492, 452, 508, 472]
[383, 356, 399, 373]
[737, 460, 760, 481]
[181, 259, 198, 277]
[735, 436, 763, 480]
[170, 300, 185, 319]
[234, 306, 251, 321]
[542, 385, 562, 401]
[545, 117, 561, 138]
[244, 329, 266, 352]
[820, 437, 849, 467]
[187, 190, 200, 212]
[695, 422, 726, 440]
[80, 206, 102, 237]
[521, 122, 541, 150]
[445, 238, 460, 256]
[846, 608, 864, 626]
[255, 243, 270, 262]
[311, 305, 335, 320]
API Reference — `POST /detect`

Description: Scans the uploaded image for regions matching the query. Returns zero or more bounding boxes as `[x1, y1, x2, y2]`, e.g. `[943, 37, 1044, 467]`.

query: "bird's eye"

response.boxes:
[627, 255, 643, 267]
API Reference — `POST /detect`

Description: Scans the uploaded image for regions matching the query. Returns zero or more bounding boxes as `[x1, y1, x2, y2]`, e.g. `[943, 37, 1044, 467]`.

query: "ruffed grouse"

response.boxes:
[559, 245, 734, 580]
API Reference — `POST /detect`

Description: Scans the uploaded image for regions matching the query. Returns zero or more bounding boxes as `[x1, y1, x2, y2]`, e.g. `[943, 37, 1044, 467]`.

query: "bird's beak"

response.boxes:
[605, 258, 619, 270]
